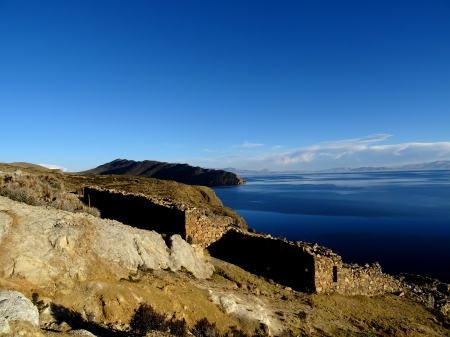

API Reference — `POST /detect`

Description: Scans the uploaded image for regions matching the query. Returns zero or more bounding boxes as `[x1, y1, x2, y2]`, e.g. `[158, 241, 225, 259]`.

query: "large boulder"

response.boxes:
[169, 234, 214, 279]
[0, 196, 214, 296]
[0, 291, 39, 327]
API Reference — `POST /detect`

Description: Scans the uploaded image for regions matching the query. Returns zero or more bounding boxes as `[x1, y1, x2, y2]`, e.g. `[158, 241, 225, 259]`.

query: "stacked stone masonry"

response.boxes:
[308, 242, 402, 295]
[209, 229, 402, 295]
[185, 209, 234, 247]
[82, 187, 236, 247]
[82, 186, 403, 297]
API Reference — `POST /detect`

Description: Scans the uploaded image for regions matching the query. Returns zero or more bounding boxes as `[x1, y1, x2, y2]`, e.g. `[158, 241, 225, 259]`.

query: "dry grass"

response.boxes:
[0, 163, 448, 336]
[0, 170, 100, 217]
[60, 174, 246, 227]
[0, 163, 246, 228]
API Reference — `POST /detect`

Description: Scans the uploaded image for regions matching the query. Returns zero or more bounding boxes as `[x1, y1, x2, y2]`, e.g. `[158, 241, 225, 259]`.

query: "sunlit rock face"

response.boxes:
[0, 196, 214, 296]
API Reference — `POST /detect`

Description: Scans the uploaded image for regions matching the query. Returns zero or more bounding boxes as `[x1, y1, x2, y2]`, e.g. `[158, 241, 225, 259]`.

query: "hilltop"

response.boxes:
[0, 162, 246, 230]
[9, 162, 55, 171]
[79, 159, 246, 187]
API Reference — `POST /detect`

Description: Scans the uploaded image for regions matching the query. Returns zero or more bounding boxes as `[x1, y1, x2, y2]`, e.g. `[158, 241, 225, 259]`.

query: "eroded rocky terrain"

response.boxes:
[0, 167, 449, 336]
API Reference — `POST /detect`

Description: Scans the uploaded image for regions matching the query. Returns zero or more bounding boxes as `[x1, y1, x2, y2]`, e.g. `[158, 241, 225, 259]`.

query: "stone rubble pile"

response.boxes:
[397, 273, 450, 317]
[235, 232, 450, 317]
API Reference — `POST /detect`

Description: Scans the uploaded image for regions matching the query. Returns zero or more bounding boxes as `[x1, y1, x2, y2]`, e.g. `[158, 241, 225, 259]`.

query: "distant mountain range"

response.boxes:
[224, 160, 450, 175]
[320, 160, 450, 173]
[80, 159, 246, 187]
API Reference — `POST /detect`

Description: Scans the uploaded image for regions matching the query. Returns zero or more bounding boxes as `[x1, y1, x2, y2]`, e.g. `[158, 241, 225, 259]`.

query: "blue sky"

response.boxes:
[1, 1, 450, 172]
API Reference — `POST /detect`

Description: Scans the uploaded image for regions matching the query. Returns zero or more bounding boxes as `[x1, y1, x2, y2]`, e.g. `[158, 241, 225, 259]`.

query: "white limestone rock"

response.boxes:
[169, 234, 214, 279]
[0, 316, 10, 334]
[0, 196, 214, 296]
[0, 291, 39, 327]
[208, 289, 280, 335]
[68, 329, 97, 336]
[0, 211, 13, 245]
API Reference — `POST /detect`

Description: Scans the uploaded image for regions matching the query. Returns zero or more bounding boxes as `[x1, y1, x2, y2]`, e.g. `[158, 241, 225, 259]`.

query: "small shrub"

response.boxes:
[187, 235, 193, 244]
[192, 318, 221, 337]
[281, 327, 302, 337]
[130, 302, 167, 336]
[168, 317, 189, 337]
[180, 266, 195, 279]
[86, 311, 96, 323]
[31, 292, 48, 313]
[0, 171, 100, 217]
[224, 326, 248, 337]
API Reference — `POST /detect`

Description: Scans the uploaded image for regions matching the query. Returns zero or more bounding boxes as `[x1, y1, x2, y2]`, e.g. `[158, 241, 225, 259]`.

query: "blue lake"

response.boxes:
[212, 171, 450, 283]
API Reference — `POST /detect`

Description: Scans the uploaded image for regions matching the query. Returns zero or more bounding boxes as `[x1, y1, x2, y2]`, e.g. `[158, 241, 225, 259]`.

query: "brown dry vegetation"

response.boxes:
[206, 259, 450, 337]
[0, 163, 246, 228]
[0, 163, 449, 336]
[0, 169, 100, 217]
[63, 175, 246, 228]
[6, 259, 446, 337]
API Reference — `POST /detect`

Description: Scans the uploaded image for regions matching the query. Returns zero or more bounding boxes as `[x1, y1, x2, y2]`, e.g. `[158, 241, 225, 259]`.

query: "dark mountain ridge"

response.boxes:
[80, 159, 246, 187]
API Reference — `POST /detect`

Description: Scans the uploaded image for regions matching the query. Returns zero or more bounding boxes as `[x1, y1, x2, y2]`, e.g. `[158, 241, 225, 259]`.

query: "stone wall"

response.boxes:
[299, 241, 402, 295]
[82, 187, 236, 246]
[82, 187, 186, 237]
[398, 273, 450, 317]
[209, 230, 402, 295]
[185, 209, 234, 247]
[82, 186, 403, 297]
[208, 229, 316, 292]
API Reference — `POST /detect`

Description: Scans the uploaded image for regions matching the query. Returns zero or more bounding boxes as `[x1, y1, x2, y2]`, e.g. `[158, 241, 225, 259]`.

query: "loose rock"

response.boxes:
[0, 290, 39, 327]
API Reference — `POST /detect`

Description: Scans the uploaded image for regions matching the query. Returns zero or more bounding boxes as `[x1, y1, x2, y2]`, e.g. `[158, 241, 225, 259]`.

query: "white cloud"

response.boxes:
[186, 134, 450, 170]
[241, 141, 264, 148]
[266, 137, 450, 169]
[38, 164, 68, 172]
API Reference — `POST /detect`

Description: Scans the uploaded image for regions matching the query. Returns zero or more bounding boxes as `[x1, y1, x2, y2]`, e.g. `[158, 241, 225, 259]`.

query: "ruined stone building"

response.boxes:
[82, 187, 401, 295]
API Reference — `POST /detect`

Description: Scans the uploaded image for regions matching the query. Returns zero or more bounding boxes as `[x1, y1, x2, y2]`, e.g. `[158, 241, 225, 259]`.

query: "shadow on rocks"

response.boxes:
[48, 303, 129, 336]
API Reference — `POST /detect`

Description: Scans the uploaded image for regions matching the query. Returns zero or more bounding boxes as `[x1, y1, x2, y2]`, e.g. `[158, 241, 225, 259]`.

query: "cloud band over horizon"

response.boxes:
[186, 135, 450, 170]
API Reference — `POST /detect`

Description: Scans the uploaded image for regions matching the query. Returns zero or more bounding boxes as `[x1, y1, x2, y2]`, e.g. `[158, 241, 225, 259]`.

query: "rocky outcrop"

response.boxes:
[397, 273, 450, 317]
[79, 158, 246, 187]
[169, 235, 215, 278]
[0, 196, 214, 296]
[0, 290, 39, 327]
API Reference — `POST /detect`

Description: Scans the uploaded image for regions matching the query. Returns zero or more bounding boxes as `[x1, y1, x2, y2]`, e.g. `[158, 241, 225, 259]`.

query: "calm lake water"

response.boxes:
[213, 171, 450, 283]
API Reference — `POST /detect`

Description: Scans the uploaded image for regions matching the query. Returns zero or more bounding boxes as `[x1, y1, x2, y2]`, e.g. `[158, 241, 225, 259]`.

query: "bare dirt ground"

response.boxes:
[2, 257, 449, 337]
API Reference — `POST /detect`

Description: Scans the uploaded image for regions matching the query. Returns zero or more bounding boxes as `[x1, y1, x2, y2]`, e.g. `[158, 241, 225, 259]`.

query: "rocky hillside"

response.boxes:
[0, 166, 449, 337]
[79, 159, 246, 187]
[0, 163, 247, 230]
[1, 196, 450, 337]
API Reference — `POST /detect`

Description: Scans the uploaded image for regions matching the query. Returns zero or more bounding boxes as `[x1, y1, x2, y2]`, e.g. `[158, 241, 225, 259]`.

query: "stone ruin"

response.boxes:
[208, 228, 402, 295]
[81, 186, 236, 247]
[79, 185, 450, 314]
